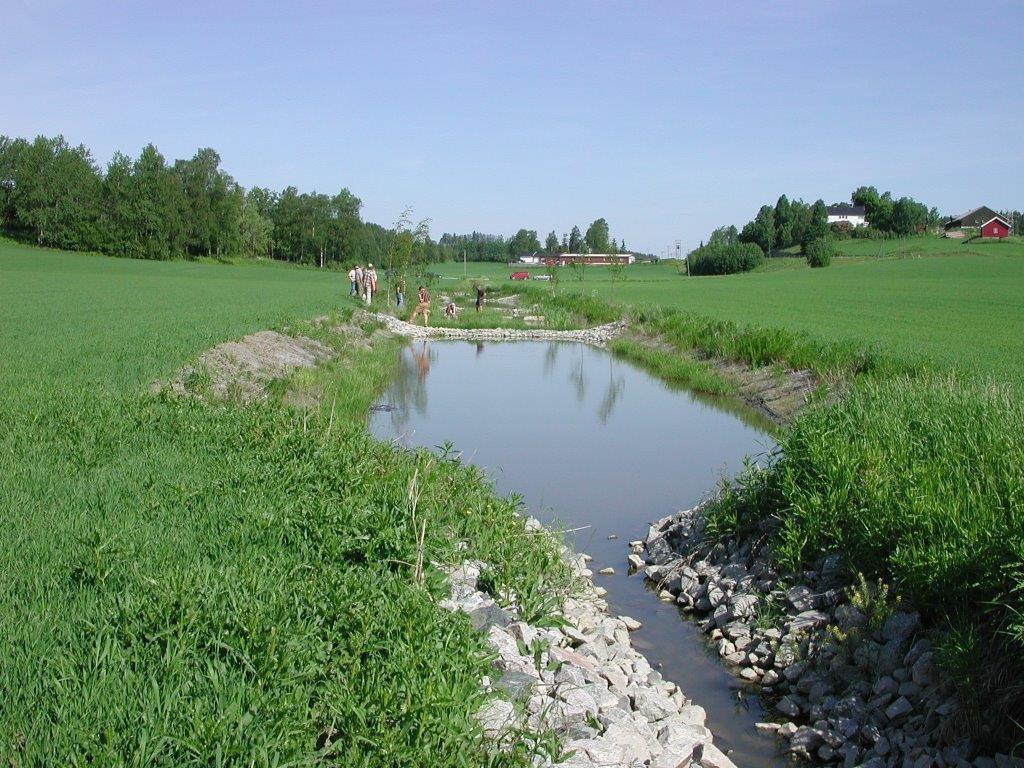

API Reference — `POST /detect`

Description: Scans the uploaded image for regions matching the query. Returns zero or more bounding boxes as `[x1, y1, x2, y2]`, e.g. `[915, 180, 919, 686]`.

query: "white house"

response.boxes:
[826, 204, 867, 228]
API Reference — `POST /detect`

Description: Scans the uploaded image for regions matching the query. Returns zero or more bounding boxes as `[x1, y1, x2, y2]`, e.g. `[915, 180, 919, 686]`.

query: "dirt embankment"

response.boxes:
[711, 359, 820, 425]
[154, 330, 335, 403]
[154, 314, 386, 404]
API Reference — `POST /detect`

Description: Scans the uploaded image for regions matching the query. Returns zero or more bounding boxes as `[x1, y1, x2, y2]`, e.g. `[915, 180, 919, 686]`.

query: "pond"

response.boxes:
[369, 340, 786, 768]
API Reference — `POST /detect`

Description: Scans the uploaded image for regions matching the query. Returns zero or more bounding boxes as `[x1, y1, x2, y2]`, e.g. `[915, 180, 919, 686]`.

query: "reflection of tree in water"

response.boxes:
[385, 342, 434, 432]
[598, 354, 625, 424]
[542, 343, 559, 378]
[568, 344, 587, 404]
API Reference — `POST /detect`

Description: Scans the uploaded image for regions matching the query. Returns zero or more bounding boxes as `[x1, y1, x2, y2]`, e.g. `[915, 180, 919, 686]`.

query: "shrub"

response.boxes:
[804, 237, 835, 268]
[829, 222, 852, 239]
[851, 226, 893, 240]
[687, 242, 764, 276]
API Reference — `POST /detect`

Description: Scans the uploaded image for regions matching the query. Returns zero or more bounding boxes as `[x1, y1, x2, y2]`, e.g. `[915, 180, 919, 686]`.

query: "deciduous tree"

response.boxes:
[584, 218, 610, 254]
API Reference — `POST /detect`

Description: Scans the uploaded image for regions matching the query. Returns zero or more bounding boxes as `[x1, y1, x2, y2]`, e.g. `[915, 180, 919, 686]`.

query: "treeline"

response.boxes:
[0, 134, 447, 266]
[438, 218, 635, 262]
[726, 186, 941, 257]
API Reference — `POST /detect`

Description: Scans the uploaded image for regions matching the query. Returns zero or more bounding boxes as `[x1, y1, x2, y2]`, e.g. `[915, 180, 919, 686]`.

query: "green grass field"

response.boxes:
[434, 236, 1024, 381]
[5, 235, 1024, 759]
[0, 242, 566, 766]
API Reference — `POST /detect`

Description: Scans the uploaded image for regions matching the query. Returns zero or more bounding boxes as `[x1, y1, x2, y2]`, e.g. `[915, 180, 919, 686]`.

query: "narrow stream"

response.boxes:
[369, 340, 788, 768]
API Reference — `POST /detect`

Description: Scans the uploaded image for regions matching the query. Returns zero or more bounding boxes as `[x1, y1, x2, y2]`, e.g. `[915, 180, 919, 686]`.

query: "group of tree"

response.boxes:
[688, 185, 944, 275]
[0, 133, 446, 267]
[438, 218, 631, 263]
[732, 196, 830, 255]
[728, 186, 941, 259]
[850, 186, 940, 236]
[436, 231, 509, 262]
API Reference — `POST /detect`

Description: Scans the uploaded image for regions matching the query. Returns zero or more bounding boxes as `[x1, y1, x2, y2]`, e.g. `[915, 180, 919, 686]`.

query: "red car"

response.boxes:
[510, 271, 530, 280]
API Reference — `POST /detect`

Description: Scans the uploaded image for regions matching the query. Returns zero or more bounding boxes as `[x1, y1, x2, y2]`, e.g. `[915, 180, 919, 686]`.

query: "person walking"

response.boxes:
[475, 285, 485, 312]
[367, 264, 378, 300]
[354, 265, 364, 300]
[408, 285, 431, 326]
[348, 265, 357, 296]
[362, 266, 373, 305]
[395, 276, 405, 308]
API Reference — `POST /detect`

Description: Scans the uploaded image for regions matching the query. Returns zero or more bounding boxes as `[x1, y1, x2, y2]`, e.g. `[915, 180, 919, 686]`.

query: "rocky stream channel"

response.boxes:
[635, 507, 1015, 768]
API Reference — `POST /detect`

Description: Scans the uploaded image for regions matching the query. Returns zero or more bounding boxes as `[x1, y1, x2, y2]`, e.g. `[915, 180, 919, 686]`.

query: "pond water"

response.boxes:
[369, 340, 786, 768]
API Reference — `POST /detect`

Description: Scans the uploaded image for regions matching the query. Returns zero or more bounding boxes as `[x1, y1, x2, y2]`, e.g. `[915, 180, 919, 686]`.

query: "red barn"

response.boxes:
[981, 215, 1010, 239]
[944, 206, 1012, 239]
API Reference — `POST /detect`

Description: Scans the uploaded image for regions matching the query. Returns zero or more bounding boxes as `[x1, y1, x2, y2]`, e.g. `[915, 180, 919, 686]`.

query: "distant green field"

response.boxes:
[1, 241, 349, 398]
[435, 237, 1024, 381]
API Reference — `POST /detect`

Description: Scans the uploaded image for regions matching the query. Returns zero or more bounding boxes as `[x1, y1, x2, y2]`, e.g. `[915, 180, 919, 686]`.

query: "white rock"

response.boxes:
[478, 698, 516, 738]
[565, 738, 625, 766]
[698, 742, 736, 768]
[677, 704, 707, 727]
[658, 719, 710, 748]
[603, 721, 656, 763]
[620, 615, 642, 631]
[635, 688, 679, 722]
[598, 567, 615, 575]
[650, 747, 695, 768]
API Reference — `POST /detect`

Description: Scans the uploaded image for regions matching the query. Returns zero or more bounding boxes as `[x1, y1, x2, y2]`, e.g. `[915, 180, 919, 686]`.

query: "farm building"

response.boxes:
[826, 204, 867, 228]
[514, 251, 545, 265]
[944, 206, 1011, 239]
[556, 253, 635, 265]
[515, 253, 635, 266]
[561, 253, 630, 266]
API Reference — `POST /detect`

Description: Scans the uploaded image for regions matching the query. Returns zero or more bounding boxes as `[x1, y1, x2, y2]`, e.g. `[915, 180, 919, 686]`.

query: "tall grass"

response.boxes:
[630, 304, 926, 379]
[704, 375, 1024, 749]
[609, 339, 732, 396]
[511, 284, 622, 326]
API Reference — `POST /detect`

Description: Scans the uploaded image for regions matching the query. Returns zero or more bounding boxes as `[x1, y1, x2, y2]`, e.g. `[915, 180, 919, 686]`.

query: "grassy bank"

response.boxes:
[0, 245, 568, 765]
[484, 273, 1024, 748]
[608, 338, 731, 396]
[703, 375, 1024, 747]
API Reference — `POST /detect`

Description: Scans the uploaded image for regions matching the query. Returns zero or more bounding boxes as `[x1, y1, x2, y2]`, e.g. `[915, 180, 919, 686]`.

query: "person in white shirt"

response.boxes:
[347, 266, 357, 296]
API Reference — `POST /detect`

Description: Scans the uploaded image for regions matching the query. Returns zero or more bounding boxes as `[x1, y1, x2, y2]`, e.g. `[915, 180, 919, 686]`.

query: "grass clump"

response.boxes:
[707, 374, 1024, 749]
[609, 338, 732, 396]
[1, 392, 569, 766]
[512, 284, 622, 326]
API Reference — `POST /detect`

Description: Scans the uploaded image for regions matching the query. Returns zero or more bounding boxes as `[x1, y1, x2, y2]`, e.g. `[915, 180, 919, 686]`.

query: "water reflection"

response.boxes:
[543, 343, 559, 377]
[380, 340, 435, 432]
[568, 345, 588, 403]
[598, 355, 625, 425]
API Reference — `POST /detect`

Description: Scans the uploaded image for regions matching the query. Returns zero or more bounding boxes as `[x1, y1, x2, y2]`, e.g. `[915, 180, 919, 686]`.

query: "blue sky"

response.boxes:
[3, 1, 1022, 252]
